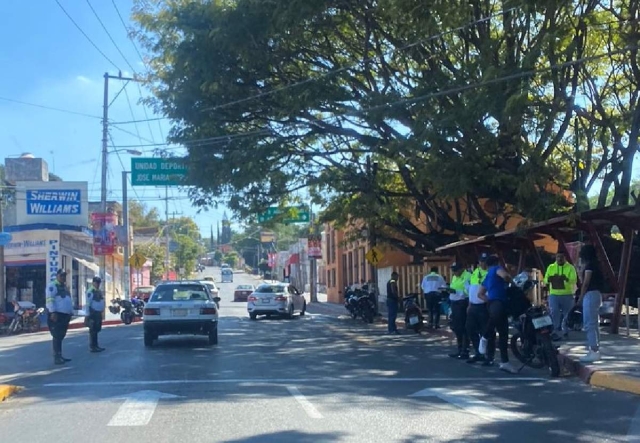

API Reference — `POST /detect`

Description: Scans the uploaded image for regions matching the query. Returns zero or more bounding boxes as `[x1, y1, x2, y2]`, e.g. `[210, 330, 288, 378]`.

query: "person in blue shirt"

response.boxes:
[477, 255, 517, 374]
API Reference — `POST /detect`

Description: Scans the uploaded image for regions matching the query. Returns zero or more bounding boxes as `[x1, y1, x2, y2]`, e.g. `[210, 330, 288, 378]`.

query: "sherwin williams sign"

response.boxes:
[26, 189, 81, 215]
[16, 181, 88, 227]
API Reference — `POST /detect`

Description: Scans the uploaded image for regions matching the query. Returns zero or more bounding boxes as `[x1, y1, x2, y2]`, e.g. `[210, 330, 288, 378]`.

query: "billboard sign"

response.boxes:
[308, 235, 322, 259]
[91, 213, 119, 256]
[16, 181, 88, 227]
[131, 157, 188, 186]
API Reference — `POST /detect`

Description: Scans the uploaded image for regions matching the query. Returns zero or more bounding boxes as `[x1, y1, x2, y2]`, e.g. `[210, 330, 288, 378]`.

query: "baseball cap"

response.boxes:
[56, 269, 67, 276]
[451, 263, 463, 271]
[479, 253, 489, 262]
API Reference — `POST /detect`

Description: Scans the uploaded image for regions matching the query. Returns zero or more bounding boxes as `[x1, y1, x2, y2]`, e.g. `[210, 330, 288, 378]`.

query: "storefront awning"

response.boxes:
[75, 258, 99, 273]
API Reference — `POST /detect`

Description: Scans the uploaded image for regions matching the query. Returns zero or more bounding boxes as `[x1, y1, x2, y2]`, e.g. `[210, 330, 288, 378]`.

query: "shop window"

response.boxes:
[5, 266, 47, 308]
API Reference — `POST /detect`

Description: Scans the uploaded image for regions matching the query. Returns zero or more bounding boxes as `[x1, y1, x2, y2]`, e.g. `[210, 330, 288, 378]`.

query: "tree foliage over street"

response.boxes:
[134, 0, 640, 256]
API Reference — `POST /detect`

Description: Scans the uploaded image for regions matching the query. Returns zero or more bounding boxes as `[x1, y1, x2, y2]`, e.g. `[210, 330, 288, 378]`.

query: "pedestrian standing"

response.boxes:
[448, 263, 471, 359]
[46, 269, 73, 365]
[478, 256, 518, 373]
[421, 267, 446, 329]
[386, 272, 400, 334]
[85, 276, 106, 353]
[544, 252, 577, 340]
[466, 253, 490, 364]
[577, 245, 604, 362]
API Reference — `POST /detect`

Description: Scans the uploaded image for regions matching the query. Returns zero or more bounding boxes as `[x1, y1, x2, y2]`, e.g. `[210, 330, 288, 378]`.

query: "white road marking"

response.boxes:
[286, 386, 323, 419]
[628, 403, 640, 442]
[107, 390, 181, 427]
[43, 376, 544, 387]
[410, 387, 530, 421]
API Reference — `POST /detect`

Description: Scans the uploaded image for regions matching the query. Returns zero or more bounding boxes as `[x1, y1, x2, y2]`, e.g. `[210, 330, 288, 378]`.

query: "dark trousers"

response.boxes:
[88, 311, 103, 348]
[466, 303, 489, 354]
[483, 300, 509, 363]
[425, 292, 441, 327]
[450, 299, 469, 353]
[387, 298, 398, 332]
[48, 313, 71, 356]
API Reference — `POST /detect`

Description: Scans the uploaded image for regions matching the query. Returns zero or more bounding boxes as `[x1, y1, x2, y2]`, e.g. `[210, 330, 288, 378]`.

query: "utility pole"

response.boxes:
[309, 206, 319, 303]
[165, 186, 170, 280]
[122, 171, 130, 298]
[0, 194, 5, 311]
[100, 71, 139, 287]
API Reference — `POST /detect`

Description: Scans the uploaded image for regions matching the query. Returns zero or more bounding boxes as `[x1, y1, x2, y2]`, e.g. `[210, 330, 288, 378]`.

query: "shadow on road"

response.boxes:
[221, 430, 348, 443]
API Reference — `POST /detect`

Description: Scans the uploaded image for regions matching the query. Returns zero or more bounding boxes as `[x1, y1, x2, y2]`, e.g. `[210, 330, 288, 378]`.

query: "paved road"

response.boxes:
[0, 267, 638, 442]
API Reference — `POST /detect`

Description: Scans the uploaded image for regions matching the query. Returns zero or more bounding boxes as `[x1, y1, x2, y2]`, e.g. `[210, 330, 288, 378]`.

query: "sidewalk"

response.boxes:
[557, 328, 640, 395]
[39, 311, 141, 332]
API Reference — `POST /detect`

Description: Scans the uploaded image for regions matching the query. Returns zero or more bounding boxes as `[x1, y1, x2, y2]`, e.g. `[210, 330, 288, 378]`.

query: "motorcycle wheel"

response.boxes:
[510, 332, 546, 369]
[121, 311, 133, 325]
[29, 318, 41, 333]
[541, 335, 561, 377]
[364, 308, 374, 324]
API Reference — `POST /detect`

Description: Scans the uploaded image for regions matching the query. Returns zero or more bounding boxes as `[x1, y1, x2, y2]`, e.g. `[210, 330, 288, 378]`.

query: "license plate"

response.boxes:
[409, 316, 419, 325]
[532, 315, 553, 329]
[172, 309, 187, 316]
[262, 299, 270, 304]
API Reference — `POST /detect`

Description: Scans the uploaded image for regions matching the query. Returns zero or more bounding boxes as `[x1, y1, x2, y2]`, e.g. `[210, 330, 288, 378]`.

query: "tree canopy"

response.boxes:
[134, 0, 640, 256]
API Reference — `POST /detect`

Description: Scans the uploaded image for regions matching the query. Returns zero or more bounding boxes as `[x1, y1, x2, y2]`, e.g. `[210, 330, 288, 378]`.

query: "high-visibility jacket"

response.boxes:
[46, 280, 74, 314]
[449, 271, 471, 301]
[468, 267, 488, 304]
[544, 262, 577, 296]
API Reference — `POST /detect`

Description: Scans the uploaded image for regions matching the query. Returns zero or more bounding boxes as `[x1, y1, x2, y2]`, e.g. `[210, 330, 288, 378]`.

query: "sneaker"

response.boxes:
[499, 362, 519, 374]
[448, 352, 461, 359]
[551, 333, 562, 342]
[481, 359, 494, 367]
[459, 352, 470, 360]
[478, 337, 488, 355]
[466, 354, 485, 364]
[580, 350, 601, 363]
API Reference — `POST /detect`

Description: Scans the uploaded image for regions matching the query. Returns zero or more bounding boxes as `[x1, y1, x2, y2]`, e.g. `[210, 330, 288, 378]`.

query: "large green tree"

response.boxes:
[134, 0, 638, 256]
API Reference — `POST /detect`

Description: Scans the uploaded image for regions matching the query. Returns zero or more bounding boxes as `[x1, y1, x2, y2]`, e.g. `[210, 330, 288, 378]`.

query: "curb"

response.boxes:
[0, 385, 22, 402]
[38, 317, 142, 333]
[557, 351, 640, 396]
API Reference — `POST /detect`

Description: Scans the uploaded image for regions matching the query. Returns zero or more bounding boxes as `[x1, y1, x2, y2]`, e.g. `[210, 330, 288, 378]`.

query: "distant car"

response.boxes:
[203, 276, 215, 282]
[247, 283, 306, 320]
[201, 280, 220, 299]
[143, 281, 221, 347]
[132, 285, 155, 303]
[233, 284, 255, 302]
[220, 268, 233, 283]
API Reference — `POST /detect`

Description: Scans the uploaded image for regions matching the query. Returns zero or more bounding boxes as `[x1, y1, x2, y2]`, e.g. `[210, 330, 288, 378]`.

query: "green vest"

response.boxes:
[450, 272, 469, 296]
[470, 267, 488, 285]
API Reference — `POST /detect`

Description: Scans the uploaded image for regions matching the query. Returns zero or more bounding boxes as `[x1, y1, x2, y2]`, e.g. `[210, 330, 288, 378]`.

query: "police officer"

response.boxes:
[85, 276, 106, 353]
[448, 263, 471, 359]
[421, 267, 446, 329]
[386, 272, 400, 334]
[46, 269, 74, 365]
[466, 253, 490, 364]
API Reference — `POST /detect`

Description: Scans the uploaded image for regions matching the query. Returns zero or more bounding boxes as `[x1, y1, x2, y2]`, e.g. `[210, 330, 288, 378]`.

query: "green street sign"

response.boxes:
[258, 206, 310, 224]
[131, 158, 188, 186]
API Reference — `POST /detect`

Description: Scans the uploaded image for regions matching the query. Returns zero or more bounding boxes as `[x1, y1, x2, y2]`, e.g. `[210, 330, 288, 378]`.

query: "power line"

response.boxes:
[0, 96, 102, 119]
[53, 0, 120, 70]
[85, 0, 137, 72]
[200, 8, 519, 113]
[110, 125, 155, 145]
[110, 128, 274, 149]
[111, 0, 146, 66]
[111, 116, 168, 124]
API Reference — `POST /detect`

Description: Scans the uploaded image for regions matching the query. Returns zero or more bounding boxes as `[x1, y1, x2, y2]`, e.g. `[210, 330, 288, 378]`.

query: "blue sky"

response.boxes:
[0, 0, 229, 237]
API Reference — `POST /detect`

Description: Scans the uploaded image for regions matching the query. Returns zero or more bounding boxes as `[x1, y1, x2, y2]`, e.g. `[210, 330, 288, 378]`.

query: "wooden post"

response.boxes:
[611, 227, 635, 334]
[586, 223, 620, 293]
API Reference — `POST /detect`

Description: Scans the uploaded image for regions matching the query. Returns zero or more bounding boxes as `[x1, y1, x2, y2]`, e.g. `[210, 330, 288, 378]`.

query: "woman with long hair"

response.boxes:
[577, 245, 604, 362]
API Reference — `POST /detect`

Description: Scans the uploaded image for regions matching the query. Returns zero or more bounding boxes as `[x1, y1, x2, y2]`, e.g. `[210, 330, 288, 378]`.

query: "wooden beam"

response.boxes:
[585, 222, 620, 293]
[610, 227, 635, 334]
[517, 248, 526, 273]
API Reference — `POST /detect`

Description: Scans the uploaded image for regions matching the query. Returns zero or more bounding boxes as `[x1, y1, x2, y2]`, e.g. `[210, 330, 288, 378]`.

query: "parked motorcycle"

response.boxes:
[6, 301, 45, 335]
[509, 272, 561, 377]
[131, 296, 145, 317]
[403, 293, 424, 333]
[357, 290, 376, 324]
[344, 287, 359, 319]
[108, 298, 138, 325]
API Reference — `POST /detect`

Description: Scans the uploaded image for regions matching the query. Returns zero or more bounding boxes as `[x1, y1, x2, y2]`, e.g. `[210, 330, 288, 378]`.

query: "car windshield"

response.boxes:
[237, 285, 253, 290]
[150, 285, 211, 302]
[256, 284, 286, 293]
[222, 269, 232, 275]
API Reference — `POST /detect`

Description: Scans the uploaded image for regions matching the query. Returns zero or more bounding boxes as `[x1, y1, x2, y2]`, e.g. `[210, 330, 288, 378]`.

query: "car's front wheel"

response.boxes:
[208, 327, 218, 345]
[249, 313, 257, 320]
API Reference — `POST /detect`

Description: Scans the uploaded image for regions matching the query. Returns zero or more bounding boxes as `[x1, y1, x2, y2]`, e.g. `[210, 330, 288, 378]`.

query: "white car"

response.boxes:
[143, 281, 221, 347]
[201, 280, 220, 299]
[247, 283, 306, 320]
